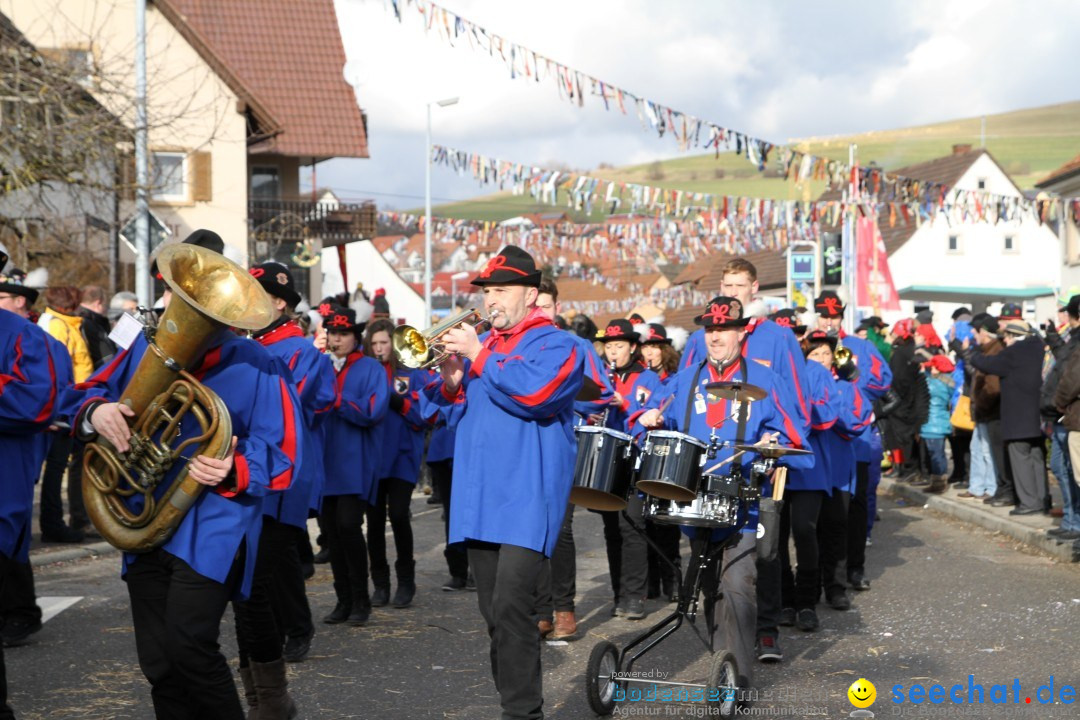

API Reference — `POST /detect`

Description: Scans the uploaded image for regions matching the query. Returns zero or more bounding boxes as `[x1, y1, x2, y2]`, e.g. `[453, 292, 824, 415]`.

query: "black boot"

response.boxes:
[313, 546, 331, 564]
[391, 581, 416, 608]
[239, 666, 258, 719]
[250, 657, 298, 720]
[348, 587, 371, 626]
[371, 585, 390, 607]
[323, 601, 350, 624]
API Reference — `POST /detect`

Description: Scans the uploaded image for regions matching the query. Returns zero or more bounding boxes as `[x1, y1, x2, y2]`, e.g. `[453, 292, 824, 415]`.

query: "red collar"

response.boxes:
[256, 320, 305, 347]
[706, 360, 741, 383]
[484, 307, 554, 351]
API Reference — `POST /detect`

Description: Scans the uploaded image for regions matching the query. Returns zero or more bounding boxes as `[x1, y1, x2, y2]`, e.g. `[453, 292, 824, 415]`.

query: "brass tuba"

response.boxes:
[82, 243, 274, 553]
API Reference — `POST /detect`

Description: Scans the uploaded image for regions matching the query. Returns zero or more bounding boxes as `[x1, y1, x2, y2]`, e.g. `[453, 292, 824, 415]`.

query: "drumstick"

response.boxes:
[702, 450, 745, 475]
[772, 466, 787, 501]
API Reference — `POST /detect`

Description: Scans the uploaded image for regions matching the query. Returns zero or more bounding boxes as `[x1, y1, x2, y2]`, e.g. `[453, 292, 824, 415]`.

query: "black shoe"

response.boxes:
[611, 599, 624, 617]
[1047, 527, 1071, 537]
[41, 525, 84, 543]
[371, 585, 390, 607]
[848, 572, 871, 591]
[465, 574, 476, 591]
[1009, 507, 1041, 516]
[426, 494, 443, 505]
[795, 609, 820, 632]
[623, 598, 646, 620]
[301, 562, 315, 580]
[442, 576, 467, 591]
[755, 635, 782, 663]
[827, 592, 851, 611]
[779, 607, 796, 627]
[347, 603, 371, 626]
[990, 498, 1016, 508]
[1051, 530, 1080, 541]
[1, 618, 42, 647]
[391, 581, 416, 608]
[283, 629, 314, 663]
[313, 547, 331, 564]
[323, 602, 350, 624]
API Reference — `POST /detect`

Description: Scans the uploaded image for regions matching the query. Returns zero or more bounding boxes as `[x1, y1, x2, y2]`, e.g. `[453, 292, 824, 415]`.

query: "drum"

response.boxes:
[635, 430, 708, 502]
[644, 492, 740, 528]
[570, 426, 637, 511]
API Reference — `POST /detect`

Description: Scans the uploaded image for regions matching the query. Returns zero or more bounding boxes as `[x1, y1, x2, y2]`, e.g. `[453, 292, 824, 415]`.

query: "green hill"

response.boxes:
[429, 100, 1080, 222]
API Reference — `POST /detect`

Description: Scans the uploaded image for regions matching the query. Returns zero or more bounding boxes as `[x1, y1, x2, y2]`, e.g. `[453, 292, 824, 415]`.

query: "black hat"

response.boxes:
[372, 288, 390, 318]
[629, 313, 646, 324]
[470, 245, 542, 287]
[951, 307, 972, 321]
[598, 319, 640, 344]
[803, 329, 838, 353]
[323, 306, 362, 334]
[863, 315, 888, 329]
[915, 309, 934, 325]
[151, 229, 226, 279]
[0, 267, 39, 305]
[813, 291, 845, 319]
[316, 297, 337, 319]
[975, 315, 1000, 334]
[769, 308, 806, 335]
[641, 323, 671, 345]
[1067, 295, 1080, 320]
[249, 261, 301, 308]
[0, 240, 8, 274]
[999, 302, 1022, 320]
[694, 296, 751, 328]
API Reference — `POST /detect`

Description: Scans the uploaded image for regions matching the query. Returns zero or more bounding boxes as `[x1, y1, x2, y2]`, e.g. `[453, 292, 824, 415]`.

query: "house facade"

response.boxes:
[1034, 154, 1080, 293]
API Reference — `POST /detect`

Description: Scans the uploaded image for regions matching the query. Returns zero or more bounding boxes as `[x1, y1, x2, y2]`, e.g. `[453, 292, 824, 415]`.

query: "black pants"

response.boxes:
[430, 460, 468, 579]
[39, 432, 74, 534]
[818, 490, 850, 601]
[0, 558, 40, 627]
[278, 525, 315, 643]
[987, 420, 1016, 502]
[321, 495, 370, 608]
[536, 503, 576, 620]
[948, 431, 972, 481]
[601, 493, 647, 604]
[367, 477, 415, 587]
[67, 441, 88, 529]
[1007, 438, 1049, 512]
[126, 548, 244, 720]
[469, 542, 546, 720]
[846, 462, 870, 577]
[779, 490, 824, 610]
[0, 553, 15, 720]
[645, 520, 680, 593]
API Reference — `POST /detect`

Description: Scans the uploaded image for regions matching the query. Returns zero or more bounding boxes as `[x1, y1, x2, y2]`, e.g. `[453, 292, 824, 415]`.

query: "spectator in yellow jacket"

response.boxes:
[37, 286, 93, 383]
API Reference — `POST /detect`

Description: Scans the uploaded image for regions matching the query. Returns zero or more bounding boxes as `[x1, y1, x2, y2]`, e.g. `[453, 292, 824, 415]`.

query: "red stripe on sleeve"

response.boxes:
[771, 389, 804, 449]
[269, 377, 297, 491]
[216, 454, 250, 498]
[510, 347, 578, 407]
[33, 346, 57, 424]
[787, 354, 809, 421]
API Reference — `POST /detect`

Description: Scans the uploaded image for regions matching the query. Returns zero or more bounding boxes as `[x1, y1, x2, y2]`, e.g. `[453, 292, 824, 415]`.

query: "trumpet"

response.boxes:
[834, 336, 859, 382]
[392, 308, 495, 369]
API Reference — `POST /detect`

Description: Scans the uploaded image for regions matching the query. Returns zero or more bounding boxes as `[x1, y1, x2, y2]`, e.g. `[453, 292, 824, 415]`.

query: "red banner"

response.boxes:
[855, 216, 900, 312]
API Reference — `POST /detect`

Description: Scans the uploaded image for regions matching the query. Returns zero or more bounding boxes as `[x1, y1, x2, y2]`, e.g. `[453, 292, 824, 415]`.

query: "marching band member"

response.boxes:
[364, 318, 427, 609]
[633, 296, 809, 691]
[424, 368, 470, 591]
[421, 245, 583, 720]
[0, 243, 59, 718]
[321, 306, 389, 627]
[597, 319, 663, 619]
[59, 237, 302, 719]
[237, 260, 334, 717]
[812, 291, 892, 593]
[640, 322, 681, 383]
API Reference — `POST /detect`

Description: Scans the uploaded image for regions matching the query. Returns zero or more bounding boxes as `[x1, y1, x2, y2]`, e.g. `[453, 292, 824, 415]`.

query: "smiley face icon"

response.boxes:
[848, 678, 876, 708]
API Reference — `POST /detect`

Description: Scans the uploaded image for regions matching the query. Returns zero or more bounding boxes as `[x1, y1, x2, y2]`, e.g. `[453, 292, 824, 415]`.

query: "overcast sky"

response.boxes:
[306, 0, 1080, 210]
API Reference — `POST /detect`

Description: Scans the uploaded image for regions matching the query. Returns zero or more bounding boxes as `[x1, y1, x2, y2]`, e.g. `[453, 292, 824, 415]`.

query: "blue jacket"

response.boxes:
[1, 311, 61, 562]
[421, 308, 583, 557]
[375, 364, 427, 484]
[788, 361, 840, 493]
[573, 333, 615, 423]
[605, 362, 663, 435]
[323, 350, 389, 502]
[256, 321, 336, 526]
[921, 373, 954, 438]
[60, 332, 301, 598]
[420, 369, 456, 463]
[839, 333, 891, 462]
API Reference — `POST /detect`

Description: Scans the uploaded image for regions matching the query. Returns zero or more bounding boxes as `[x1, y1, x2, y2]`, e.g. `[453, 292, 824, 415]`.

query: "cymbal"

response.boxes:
[733, 442, 812, 459]
[576, 376, 603, 402]
[704, 381, 767, 402]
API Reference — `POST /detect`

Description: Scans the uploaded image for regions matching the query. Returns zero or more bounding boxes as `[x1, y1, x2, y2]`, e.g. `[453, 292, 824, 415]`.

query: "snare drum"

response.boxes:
[643, 492, 740, 528]
[635, 430, 708, 502]
[570, 426, 637, 511]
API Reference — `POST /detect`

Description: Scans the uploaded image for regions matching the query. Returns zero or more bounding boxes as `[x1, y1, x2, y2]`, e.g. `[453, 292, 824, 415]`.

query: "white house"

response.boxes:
[1034, 154, 1080, 293]
[321, 240, 426, 329]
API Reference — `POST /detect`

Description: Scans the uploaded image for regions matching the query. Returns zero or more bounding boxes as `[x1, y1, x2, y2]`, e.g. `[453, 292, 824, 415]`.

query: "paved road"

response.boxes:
[10, 494, 1080, 719]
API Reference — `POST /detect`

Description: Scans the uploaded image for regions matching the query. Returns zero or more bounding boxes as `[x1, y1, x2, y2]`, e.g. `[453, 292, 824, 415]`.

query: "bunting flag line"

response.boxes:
[391, 0, 1042, 212]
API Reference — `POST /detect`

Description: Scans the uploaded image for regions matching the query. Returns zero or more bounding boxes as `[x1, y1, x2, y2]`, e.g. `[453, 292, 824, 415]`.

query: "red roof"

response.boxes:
[157, 0, 368, 159]
[1036, 153, 1080, 189]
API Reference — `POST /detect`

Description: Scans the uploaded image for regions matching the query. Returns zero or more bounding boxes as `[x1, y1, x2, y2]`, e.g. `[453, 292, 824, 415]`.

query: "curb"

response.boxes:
[29, 540, 117, 568]
[880, 476, 1080, 563]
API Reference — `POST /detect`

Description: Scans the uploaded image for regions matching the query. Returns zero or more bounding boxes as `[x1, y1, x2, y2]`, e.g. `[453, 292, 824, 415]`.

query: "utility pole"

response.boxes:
[134, 0, 151, 304]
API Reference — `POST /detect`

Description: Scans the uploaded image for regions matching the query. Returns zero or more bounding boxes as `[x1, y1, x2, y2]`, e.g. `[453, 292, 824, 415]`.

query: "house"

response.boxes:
[1034, 154, 1080, 292]
[321, 240, 426, 329]
[3, 0, 372, 301]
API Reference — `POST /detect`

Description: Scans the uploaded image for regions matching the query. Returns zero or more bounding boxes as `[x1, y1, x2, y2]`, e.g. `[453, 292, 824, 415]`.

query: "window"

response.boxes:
[977, 178, 986, 190]
[151, 152, 187, 201]
[1004, 235, 1015, 252]
[947, 234, 959, 252]
[250, 166, 280, 199]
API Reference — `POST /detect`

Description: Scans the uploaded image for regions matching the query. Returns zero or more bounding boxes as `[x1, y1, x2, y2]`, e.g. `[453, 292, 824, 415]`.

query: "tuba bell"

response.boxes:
[392, 308, 492, 369]
[81, 243, 274, 553]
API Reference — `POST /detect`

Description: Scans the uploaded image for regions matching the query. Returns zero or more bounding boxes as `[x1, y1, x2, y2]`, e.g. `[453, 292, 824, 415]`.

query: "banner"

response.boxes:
[855, 216, 900, 313]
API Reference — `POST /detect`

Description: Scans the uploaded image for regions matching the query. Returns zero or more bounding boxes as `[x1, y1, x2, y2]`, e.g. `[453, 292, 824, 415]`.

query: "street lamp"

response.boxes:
[450, 270, 469, 313]
[425, 96, 459, 323]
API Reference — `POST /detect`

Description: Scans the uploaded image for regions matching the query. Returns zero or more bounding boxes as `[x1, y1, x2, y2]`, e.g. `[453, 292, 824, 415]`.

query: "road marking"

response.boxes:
[39, 596, 82, 624]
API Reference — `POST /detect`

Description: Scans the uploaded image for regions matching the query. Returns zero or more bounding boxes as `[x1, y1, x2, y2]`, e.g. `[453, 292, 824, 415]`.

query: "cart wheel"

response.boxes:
[706, 649, 740, 719]
[585, 640, 620, 716]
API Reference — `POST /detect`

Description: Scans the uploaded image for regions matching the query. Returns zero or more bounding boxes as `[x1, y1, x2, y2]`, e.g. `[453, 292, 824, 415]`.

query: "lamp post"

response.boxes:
[450, 270, 469, 313]
[425, 96, 459, 323]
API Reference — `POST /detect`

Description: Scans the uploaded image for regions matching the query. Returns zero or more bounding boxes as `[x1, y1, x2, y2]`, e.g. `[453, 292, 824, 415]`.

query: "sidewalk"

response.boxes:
[879, 474, 1080, 563]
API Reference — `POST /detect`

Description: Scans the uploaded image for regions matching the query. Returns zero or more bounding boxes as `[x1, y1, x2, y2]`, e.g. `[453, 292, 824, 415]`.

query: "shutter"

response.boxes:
[116, 151, 136, 201]
[191, 151, 212, 202]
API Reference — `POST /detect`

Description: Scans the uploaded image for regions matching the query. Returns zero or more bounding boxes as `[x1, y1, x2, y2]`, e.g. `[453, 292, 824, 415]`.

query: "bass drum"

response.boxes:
[635, 430, 707, 502]
[570, 426, 637, 511]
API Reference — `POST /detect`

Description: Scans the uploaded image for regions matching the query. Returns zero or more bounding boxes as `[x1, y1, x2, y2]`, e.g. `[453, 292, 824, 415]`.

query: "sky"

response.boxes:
[305, 0, 1080, 210]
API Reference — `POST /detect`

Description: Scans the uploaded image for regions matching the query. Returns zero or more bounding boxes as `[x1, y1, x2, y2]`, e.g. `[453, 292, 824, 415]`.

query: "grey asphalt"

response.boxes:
[11, 493, 1080, 719]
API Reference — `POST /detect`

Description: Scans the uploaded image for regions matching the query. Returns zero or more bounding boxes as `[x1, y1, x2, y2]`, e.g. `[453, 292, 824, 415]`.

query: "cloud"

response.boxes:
[316, 0, 1080, 208]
